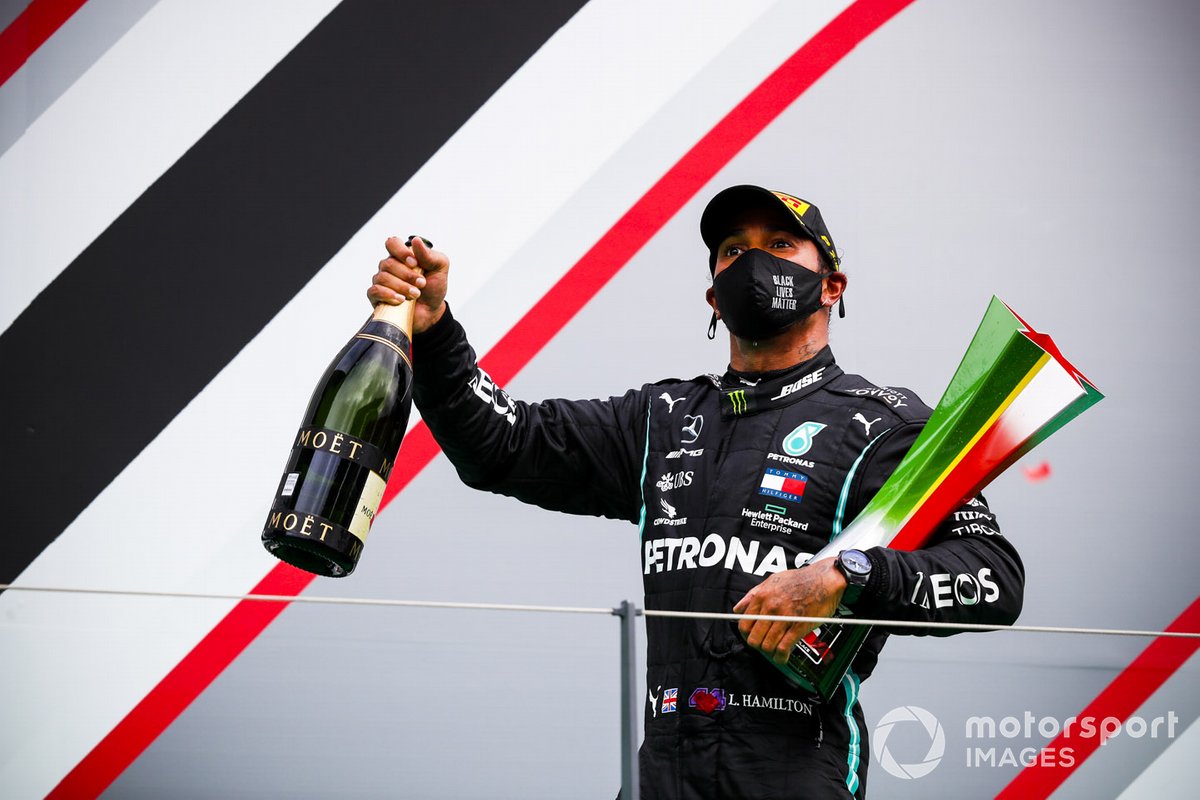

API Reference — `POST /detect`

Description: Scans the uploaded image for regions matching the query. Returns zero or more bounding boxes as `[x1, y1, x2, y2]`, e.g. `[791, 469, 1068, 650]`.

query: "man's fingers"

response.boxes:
[384, 235, 416, 263]
[735, 591, 760, 638]
[377, 237, 432, 295]
[408, 233, 449, 273]
[745, 620, 813, 665]
[772, 624, 814, 665]
[743, 619, 768, 650]
[382, 235, 447, 280]
[410, 234, 430, 262]
[370, 264, 419, 300]
[732, 593, 751, 614]
[739, 596, 780, 649]
[758, 620, 792, 659]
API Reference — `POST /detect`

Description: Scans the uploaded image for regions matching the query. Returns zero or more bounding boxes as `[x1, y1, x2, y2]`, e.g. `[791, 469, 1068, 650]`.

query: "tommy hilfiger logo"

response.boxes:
[759, 469, 808, 504]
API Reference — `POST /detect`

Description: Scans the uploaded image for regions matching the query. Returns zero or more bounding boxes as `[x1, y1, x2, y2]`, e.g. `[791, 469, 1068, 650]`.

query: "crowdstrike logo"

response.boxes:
[873, 706, 946, 780]
[652, 496, 688, 527]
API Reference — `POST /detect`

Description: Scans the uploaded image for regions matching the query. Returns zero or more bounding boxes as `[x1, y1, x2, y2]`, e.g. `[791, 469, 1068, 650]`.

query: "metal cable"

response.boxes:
[2, 583, 1196, 638]
[0, 584, 614, 616]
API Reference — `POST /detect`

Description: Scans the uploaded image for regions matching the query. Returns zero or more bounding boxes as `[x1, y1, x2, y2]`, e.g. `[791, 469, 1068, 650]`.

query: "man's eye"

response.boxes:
[771, 239, 794, 249]
[724, 245, 744, 257]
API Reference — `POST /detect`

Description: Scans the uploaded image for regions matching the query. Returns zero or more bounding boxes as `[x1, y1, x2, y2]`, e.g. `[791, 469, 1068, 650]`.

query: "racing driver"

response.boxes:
[367, 185, 1025, 798]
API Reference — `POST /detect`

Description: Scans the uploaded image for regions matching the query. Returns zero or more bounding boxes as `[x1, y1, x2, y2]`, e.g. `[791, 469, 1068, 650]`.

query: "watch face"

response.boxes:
[841, 549, 871, 575]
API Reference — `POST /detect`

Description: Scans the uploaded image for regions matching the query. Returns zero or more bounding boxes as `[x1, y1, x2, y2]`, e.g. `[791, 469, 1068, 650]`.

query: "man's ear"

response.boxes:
[822, 271, 847, 307]
[705, 285, 720, 318]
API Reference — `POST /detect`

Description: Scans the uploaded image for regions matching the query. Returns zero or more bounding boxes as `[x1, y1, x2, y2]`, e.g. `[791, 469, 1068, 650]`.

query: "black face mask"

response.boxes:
[711, 249, 826, 341]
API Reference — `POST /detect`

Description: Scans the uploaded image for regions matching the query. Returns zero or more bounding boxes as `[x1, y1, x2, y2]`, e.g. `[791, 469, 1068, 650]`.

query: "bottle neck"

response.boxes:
[371, 300, 415, 335]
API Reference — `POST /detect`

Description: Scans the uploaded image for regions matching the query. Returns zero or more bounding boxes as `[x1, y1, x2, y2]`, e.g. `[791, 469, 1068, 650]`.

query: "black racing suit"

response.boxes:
[412, 307, 1024, 799]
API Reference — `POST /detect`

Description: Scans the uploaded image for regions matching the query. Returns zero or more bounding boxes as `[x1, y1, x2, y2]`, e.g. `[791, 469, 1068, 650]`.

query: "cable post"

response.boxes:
[614, 600, 641, 800]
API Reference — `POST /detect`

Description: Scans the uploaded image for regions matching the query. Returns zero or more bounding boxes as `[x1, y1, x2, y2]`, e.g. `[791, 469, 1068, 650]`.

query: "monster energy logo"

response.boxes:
[727, 389, 748, 414]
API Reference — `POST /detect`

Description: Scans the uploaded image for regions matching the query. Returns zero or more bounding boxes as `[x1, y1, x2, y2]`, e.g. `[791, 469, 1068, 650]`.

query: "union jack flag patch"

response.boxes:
[662, 688, 678, 713]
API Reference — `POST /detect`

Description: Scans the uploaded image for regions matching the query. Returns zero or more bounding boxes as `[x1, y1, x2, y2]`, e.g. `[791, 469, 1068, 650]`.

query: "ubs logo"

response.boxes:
[656, 471, 694, 492]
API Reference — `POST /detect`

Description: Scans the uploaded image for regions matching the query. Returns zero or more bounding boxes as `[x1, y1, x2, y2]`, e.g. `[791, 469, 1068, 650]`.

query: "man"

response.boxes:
[368, 185, 1024, 798]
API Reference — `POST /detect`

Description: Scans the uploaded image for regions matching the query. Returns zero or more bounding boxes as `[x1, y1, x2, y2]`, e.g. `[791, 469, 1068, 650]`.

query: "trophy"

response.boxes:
[774, 297, 1103, 699]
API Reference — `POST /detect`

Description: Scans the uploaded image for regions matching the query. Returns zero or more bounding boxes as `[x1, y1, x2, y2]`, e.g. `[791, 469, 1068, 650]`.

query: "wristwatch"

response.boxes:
[835, 549, 872, 607]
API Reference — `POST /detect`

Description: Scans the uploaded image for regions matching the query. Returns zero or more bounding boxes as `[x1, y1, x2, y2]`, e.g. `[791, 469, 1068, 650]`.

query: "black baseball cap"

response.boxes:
[700, 185, 840, 273]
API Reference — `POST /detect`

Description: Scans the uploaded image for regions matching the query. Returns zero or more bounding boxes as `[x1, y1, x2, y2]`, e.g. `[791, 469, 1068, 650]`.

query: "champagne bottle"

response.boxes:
[261, 268, 420, 577]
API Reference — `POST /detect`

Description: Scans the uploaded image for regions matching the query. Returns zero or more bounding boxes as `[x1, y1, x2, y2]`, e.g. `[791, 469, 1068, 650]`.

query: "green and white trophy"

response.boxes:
[777, 297, 1103, 700]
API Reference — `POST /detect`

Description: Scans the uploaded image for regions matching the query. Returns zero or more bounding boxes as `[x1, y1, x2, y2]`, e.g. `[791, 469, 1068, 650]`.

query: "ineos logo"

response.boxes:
[873, 705, 945, 780]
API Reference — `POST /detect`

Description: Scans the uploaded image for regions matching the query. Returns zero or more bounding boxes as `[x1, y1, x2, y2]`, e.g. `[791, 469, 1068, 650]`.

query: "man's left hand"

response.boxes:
[733, 559, 847, 665]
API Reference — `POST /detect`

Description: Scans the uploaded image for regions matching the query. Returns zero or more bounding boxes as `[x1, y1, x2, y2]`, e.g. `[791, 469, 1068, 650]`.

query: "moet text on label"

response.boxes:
[269, 509, 334, 542]
[297, 428, 363, 460]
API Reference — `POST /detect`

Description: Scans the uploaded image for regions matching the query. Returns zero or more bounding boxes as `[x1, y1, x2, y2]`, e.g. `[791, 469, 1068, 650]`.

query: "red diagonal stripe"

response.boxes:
[44, 564, 315, 800]
[0, 0, 89, 88]
[47, 1, 917, 796]
[996, 595, 1200, 799]
[480, 0, 916, 385]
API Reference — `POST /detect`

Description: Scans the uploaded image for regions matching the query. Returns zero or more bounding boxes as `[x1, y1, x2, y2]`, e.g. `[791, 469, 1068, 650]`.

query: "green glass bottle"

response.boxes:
[261, 297, 415, 577]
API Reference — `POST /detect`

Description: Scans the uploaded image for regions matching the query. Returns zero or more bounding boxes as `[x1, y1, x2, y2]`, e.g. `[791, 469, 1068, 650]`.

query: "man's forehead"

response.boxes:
[701, 184, 840, 272]
[717, 205, 808, 240]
